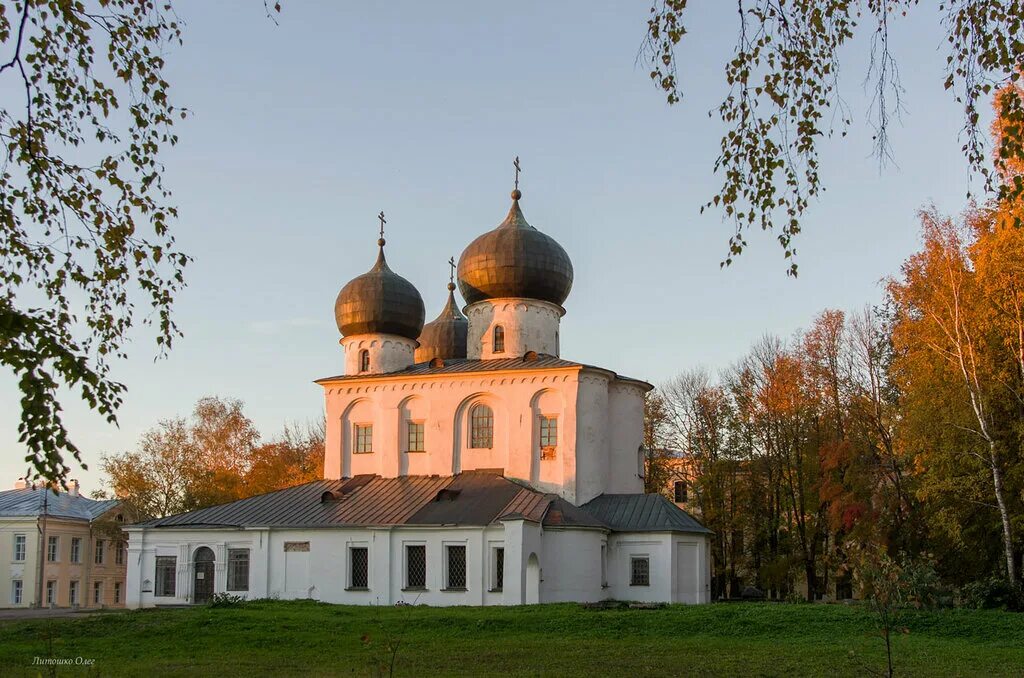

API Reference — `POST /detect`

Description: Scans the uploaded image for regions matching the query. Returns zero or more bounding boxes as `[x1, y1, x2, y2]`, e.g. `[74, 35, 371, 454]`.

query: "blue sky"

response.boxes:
[0, 1, 982, 491]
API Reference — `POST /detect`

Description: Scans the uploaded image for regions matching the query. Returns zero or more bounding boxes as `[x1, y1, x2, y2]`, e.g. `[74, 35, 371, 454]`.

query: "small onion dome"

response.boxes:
[457, 192, 573, 306]
[334, 240, 425, 340]
[415, 283, 468, 362]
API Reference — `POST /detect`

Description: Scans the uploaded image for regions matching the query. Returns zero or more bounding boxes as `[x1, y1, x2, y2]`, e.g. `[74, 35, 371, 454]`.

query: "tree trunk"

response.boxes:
[989, 442, 1017, 584]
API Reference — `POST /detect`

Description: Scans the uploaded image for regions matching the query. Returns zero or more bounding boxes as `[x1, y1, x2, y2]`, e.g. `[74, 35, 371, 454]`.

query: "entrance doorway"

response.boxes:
[193, 547, 215, 604]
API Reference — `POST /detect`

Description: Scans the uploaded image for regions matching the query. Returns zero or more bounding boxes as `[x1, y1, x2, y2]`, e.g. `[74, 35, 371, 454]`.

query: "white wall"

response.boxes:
[340, 334, 417, 376]
[465, 298, 563, 360]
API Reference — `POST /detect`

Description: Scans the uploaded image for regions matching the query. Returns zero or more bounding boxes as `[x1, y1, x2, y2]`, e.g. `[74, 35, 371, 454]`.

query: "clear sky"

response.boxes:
[0, 1, 982, 491]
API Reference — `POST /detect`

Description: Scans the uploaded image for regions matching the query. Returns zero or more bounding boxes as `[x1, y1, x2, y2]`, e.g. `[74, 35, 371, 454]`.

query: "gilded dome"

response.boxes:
[415, 283, 468, 362]
[457, 193, 573, 306]
[334, 241, 425, 340]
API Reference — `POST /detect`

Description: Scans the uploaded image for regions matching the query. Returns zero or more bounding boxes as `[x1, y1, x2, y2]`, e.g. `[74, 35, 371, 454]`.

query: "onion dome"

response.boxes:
[415, 281, 468, 362]
[334, 237, 425, 340]
[457, 189, 573, 306]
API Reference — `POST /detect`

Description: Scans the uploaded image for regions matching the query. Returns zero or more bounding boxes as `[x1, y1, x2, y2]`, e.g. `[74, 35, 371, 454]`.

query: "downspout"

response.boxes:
[36, 488, 48, 608]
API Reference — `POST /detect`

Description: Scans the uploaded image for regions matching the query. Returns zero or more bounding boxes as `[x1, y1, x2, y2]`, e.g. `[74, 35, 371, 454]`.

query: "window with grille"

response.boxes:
[47, 535, 58, 562]
[70, 537, 81, 563]
[493, 325, 505, 353]
[493, 547, 504, 591]
[350, 547, 369, 589]
[227, 549, 250, 591]
[406, 421, 424, 452]
[69, 580, 79, 605]
[114, 582, 122, 604]
[446, 545, 467, 590]
[469, 404, 493, 449]
[540, 416, 558, 448]
[359, 349, 370, 372]
[95, 539, 105, 565]
[93, 581, 102, 604]
[155, 556, 176, 597]
[11, 580, 22, 605]
[115, 541, 125, 565]
[674, 481, 687, 503]
[354, 424, 373, 453]
[405, 545, 426, 589]
[14, 534, 26, 562]
[46, 580, 55, 605]
[631, 556, 650, 586]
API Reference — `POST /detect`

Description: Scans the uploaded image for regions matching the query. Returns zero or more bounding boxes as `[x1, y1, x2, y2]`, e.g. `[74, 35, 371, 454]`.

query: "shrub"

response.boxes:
[208, 593, 246, 608]
[959, 577, 1024, 611]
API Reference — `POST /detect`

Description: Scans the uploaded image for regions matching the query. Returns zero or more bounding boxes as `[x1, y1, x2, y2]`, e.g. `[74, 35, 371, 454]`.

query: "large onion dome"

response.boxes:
[334, 239, 425, 340]
[457, 190, 573, 306]
[415, 282, 468, 362]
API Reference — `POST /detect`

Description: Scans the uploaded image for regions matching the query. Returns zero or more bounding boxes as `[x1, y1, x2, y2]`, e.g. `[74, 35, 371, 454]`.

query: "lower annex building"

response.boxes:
[124, 177, 712, 607]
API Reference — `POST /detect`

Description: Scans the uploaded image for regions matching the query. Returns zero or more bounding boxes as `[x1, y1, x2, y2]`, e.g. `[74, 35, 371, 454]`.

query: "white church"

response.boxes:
[124, 177, 711, 608]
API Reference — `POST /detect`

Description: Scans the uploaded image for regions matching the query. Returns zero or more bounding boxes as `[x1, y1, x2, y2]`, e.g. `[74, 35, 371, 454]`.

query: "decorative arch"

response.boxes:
[451, 392, 505, 475]
[341, 397, 374, 477]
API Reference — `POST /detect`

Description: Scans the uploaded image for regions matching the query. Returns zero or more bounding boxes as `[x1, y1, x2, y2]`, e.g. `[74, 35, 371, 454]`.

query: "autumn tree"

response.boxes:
[643, 1, 1024, 274]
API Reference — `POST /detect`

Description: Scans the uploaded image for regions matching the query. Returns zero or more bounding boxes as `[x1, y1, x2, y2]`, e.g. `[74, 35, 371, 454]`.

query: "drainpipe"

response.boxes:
[36, 486, 49, 608]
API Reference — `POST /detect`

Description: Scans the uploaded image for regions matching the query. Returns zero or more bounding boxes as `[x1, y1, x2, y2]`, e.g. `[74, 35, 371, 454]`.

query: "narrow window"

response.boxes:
[115, 541, 125, 565]
[469, 404, 493, 449]
[539, 416, 558, 448]
[13, 534, 26, 562]
[227, 549, 250, 591]
[95, 539, 105, 565]
[405, 545, 426, 589]
[350, 547, 369, 589]
[46, 580, 56, 605]
[70, 537, 81, 563]
[601, 545, 608, 587]
[406, 421, 425, 452]
[114, 582, 122, 604]
[493, 547, 505, 591]
[11, 580, 22, 605]
[354, 424, 373, 453]
[93, 581, 103, 605]
[673, 480, 687, 503]
[493, 325, 505, 353]
[446, 545, 467, 590]
[630, 557, 650, 586]
[155, 556, 177, 597]
[359, 349, 370, 372]
[47, 536, 59, 562]
[69, 580, 80, 606]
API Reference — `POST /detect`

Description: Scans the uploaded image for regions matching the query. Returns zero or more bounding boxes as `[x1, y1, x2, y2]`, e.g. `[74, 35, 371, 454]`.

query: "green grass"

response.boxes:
[0, 601, 1021, 676]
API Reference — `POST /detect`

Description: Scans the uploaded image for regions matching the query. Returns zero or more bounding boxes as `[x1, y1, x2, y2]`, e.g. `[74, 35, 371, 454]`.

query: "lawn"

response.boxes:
[0, 600, 1021, 677]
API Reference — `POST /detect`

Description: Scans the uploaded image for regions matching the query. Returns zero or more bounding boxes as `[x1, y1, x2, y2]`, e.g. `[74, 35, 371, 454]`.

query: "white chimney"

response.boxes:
[68, 479, 80, 497]
[13, 478, 29, 490]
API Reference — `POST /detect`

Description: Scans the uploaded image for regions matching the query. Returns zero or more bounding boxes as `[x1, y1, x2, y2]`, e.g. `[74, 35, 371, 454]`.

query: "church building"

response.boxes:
[124, 175, 711, 607]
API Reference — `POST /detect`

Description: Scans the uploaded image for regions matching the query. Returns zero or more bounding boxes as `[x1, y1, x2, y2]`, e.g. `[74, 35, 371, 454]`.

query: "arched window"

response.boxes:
[469, 404, 494, 449]
[493, 325, 505, 353]
[359, 349, 370, 372]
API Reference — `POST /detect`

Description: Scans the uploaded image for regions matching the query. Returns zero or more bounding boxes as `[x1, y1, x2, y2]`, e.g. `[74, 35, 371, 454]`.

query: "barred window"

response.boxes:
[493, 326, 505, 353]
[354, 424, 373, 453]
[69, 580, 79, 605]
[93, 581, 102, 605]
[446, 545, 467, 590]
[227, 549, 250, 591]
[469, 404, 493, 449]
[540, 416, 558, 447]
[350, 547, 369, 589]
[359, 349, 370, 372]
[95, 539, 105, 565]
[494, 547, 505, 591]
[13, 534, 26, 562]
[46, 580, 55, 605]
[11, 580, 22, 605]
[674, 481, 687, 503]
[114, 582, 122, 604]
[406, 421, 424, 452]
[405, 545, 426, 589]
[71, 537, 81, 563]
[630, 556, 650, 586]
[47, 535, 59, 562]
[155, 556, 176, 597]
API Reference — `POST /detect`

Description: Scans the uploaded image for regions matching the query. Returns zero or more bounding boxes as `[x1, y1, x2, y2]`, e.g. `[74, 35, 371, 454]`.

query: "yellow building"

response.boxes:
[1, 480, 130, 609]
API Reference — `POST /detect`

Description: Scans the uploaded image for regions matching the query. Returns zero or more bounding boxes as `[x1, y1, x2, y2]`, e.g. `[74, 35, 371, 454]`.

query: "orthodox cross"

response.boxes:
[377, 211, 386, 239]
[513, 156, 521, 191]
[448, 256, 456, 284]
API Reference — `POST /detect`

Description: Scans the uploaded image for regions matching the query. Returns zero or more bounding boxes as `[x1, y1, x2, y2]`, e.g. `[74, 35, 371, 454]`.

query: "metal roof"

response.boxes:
[581, 494, 712, 534]
[0, 488, 121, 522]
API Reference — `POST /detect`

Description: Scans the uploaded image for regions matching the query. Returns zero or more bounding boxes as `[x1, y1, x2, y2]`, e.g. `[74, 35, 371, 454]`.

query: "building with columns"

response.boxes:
[124, 179, 711, 608]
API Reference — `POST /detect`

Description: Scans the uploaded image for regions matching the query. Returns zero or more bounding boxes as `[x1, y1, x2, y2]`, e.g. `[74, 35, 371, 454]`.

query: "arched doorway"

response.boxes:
[193, 547, 215, 604]
[526, 553, 540, 604]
